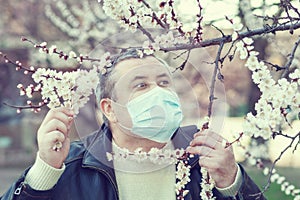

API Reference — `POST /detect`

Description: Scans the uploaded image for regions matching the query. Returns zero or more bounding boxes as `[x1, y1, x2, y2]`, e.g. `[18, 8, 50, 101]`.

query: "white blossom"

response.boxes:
[243, 37, 254, 45]
[133, 148, 148, 162]
[277, 176, 286, 185]
[175, 159, 191, 197]
[25, 86, 33, 98]
[232, 32, 238, 41]
[233, 23, 243, 31]
[295, 195, 300, 200]
[106, 152, 113, 161]
[39, 42, 47, 47]
[142, 40, 155, 55]
[242, 40, 300, 140]
[69, 51, 77, 58]
[200, 167, 216, 200]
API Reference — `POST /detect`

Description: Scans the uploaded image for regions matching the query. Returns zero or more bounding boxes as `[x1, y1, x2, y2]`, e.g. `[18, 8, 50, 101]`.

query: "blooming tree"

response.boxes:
[1, 0, 300, 199]
[43, 0, 119, 50]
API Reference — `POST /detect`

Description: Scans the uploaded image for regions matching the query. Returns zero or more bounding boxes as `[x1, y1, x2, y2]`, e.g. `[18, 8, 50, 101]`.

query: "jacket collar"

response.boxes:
[81, 123, 199, 177]
[82, 123, 115, 176]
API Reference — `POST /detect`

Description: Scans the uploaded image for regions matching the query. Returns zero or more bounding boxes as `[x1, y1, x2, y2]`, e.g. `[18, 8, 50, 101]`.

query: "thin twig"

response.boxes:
[255, 14, 300, 21]
[172, 50, 191, 72]
[3, 102, 47, 111]
[136, 21, 155, 42]
[225, 132, 244, 148]
[221, 41, 236, 62]
[21, 37, 103, 63]
[292, 134, 300, 153]
[207, 42, 224, 117]
[0, 52, 35, 73]
[139, 0, 167, 29]
[211, 24, 225, 37]
[281, 36, 300, 78]
[252, 131, 300, 198]
[273, 131, 296, 140]
[168, 0, 185, 36]
[173, 50, 188, 60]
[194, 0, 204, 43]
[127, 6, 155, 43]
[263, 60, 286, 71]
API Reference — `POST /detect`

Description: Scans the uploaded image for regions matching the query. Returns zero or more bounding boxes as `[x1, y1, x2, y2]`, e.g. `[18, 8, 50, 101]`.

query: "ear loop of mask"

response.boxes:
[110, 99, 136, 135]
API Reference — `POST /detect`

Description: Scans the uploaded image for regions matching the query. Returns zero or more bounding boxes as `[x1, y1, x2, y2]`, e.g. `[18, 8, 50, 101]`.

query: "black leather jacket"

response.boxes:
[1, 124, 266, 200]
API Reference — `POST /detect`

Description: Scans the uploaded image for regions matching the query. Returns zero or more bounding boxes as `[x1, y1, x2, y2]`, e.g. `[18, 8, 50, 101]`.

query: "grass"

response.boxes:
[245, 166, 300, 200]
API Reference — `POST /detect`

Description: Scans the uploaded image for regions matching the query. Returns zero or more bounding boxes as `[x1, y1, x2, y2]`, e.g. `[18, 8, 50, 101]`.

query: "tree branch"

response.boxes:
[160, 22, 300, 52]
[253, 131, 300, 198]
[139, 0, 168, 29]
[172, 50, 191, 72]
[208, 42, 224, 117]
[136, 21, 155, 42]
[281, 35, 300, 78]
[0, 51, 35, 73]
[3, 101, 47, 113]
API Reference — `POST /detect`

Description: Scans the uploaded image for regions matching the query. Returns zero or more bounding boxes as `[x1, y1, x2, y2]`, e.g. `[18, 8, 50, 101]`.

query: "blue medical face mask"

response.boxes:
[115, 87, 183, 143]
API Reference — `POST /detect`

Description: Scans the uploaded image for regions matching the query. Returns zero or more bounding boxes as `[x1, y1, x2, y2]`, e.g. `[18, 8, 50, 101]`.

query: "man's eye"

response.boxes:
[159, 80, 170, 87]
[135, 82, 147, 89]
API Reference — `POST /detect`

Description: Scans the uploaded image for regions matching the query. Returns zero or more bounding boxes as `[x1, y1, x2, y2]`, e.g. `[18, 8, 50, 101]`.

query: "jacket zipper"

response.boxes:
[14, 182, 25, 195]
[82, 165, 119, 200]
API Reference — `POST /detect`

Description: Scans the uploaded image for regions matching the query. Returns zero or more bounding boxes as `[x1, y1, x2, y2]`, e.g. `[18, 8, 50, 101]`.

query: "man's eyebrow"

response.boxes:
[131, 75, 147, 82]
[130, 73, 170, 82]
[157, 73, 171, 78]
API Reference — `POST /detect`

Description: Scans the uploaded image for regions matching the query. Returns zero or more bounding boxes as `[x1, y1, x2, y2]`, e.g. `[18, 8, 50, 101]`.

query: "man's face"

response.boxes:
[112, 56, 174, 104]
[109, 56, 175, 128]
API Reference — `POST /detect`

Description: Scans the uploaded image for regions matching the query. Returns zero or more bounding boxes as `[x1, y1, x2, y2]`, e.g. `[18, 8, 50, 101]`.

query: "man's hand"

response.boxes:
[186, 130, 238, 188]
[37, 107, 74, 169]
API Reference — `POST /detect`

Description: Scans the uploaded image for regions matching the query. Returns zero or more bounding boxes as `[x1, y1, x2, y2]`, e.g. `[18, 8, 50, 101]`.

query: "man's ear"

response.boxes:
[99, 98, 117, 123]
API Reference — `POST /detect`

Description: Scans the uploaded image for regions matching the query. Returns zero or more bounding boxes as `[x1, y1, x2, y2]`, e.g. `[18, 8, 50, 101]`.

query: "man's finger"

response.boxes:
[194, 130, 222, 140]
[192, 134, 228, 150]
[42, 107, 74, 127]
[186, 145, 215, 157]
[42, 119, 69, 135]
[198, 156, 221, 170]
[189, 135, 218, 149]
[41, 130, 66, 147]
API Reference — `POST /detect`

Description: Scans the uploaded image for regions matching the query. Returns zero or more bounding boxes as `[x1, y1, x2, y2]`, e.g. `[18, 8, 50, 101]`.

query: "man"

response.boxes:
[1, 49, 265, 200]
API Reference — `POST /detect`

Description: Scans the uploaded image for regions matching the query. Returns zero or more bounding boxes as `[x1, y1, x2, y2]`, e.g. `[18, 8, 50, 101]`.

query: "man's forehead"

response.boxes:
[113, 57, 171, 79]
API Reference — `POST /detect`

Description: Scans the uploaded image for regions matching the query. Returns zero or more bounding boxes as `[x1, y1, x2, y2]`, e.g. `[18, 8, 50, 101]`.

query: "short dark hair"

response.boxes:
[96, 48, 142, 102]
[95, 48, 170, 123]
[95, 48, 144, 123]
